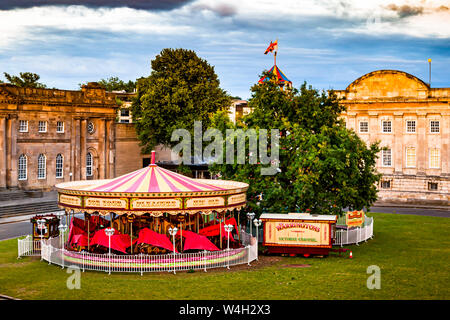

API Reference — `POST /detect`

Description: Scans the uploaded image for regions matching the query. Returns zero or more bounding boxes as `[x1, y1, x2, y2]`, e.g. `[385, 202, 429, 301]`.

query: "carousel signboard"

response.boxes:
[346, 210, 364, 227]
[84, 197, 128, 209]
[185, 196, 225, 209]
[59, 194, 82, 207]
[130, 198, 182, 210]
[227, 193, 246, 205]
[260, 213, 337, 256]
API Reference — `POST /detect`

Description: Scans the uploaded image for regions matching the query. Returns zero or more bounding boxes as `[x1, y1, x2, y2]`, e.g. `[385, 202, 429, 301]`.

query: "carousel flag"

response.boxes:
[264, 40, 278, 54]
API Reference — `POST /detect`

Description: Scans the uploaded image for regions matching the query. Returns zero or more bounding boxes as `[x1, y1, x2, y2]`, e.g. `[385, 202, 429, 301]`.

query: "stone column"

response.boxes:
[6, 115, 18, 188]
[416, 112, 427, 175]
[73, 118, 81, 180]
[441, 113, 449, 176]
[106, 119, 115, 178]
[346, 112, 356, 132]
[394, 112, 403, 174]
[97, 119, 106, 179]
[80, 119, 87, 179]
[0, 116, 6, 189]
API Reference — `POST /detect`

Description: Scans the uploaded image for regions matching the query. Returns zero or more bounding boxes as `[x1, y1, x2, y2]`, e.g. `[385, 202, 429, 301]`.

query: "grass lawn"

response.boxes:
[0, 212, 449, 300]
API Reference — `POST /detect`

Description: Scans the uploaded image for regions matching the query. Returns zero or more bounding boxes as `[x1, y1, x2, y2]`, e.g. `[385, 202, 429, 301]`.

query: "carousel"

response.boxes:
[51, 151, 254, 273]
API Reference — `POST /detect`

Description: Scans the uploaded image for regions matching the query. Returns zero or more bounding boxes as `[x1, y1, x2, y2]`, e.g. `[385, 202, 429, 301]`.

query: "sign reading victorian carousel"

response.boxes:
[260, 213, 337, 256]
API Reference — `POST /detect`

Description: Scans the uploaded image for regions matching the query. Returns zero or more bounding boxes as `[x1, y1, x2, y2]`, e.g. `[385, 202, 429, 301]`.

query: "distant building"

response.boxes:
[336, 70, 449, 206]
[228, 99, 252, 124]
[0, 82, 172, 191]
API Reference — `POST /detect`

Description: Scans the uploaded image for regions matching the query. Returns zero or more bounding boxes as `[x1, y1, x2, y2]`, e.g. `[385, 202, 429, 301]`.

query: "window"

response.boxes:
[430, 120, 440, 133]
[381, 180, 391, 189]
[429, 148, 440, 169]
[406, 120, 416, 133]
[120, 109, 130, 117]
[56, 154, 63, 178]
[382, 120, 392, 133]
[56, 121, 64, 133]
[87, 122, 95, 134]
[428, 182, 438, 191]
[359, 121, 369, 133]
[38, 121, 47, 133]
[405, 147, 416, 168]
[86, 152, 93, 177]
[18, 155, 27, 180]
[19, 120, 28, 132]
[382, 149, 392, 167]
[37, 154, 46, 179]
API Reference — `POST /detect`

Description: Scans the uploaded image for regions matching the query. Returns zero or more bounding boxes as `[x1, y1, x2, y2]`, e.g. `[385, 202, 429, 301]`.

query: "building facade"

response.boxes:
[0, 82, 155, 191]
[336, 70, 449, 206]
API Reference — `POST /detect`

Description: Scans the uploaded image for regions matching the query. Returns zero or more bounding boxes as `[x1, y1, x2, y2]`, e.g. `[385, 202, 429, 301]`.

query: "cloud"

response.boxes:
[0, 0, 192, 11]
[386, 4, 424, 18]
[192, 3, 237, 17]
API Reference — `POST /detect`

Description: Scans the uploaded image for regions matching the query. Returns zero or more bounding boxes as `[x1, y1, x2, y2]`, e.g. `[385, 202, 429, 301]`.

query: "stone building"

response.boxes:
[336, 70, 449, 206]
[0, 82, 155, 191]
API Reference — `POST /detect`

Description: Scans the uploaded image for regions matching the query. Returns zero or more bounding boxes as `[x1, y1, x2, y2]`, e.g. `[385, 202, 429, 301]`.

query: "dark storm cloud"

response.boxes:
[192, 3, 237, 17]
[386, 4, 424, 18]
[0, 0, 193, 11]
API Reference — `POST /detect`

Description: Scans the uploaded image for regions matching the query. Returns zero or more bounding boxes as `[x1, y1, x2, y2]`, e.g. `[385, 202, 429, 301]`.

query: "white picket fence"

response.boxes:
[334, 216, 374, 246]
[20, 231, 258, 274]
[17, 235, 42, 258]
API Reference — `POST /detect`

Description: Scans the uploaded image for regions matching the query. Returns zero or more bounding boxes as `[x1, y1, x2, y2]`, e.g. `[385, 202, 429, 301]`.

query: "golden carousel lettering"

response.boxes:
[186, 197, 225, 208]
[227, 193, 246, 205]
[84, 197, 128, 209]
[131, 198, 182, 210]
[59, 194, 82, 207]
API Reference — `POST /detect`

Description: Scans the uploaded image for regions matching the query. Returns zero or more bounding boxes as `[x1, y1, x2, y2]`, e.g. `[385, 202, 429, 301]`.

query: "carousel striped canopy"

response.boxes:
[86, 165, 226, 193]
[55, 151, 248, 215]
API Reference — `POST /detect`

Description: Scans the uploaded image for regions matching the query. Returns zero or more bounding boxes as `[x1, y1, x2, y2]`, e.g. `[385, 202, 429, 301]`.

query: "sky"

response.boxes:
[0, 0, 449, 100]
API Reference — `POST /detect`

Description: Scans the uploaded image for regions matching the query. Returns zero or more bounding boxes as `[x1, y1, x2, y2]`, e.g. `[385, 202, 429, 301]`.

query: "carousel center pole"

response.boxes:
[219, 213, 222, 249]
[87, 213, 90, 252]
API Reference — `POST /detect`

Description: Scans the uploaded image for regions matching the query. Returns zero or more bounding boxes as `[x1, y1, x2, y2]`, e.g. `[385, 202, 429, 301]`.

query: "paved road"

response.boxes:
[370, 206, 449, 218]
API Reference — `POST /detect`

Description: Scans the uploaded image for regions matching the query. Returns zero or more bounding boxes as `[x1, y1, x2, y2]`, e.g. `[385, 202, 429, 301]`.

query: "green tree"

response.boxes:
[98, 76, 136, 93]
[3, 72, 47, 88]
[210, 71, 381, 216]
[131, 48, 231, 153]
[79, 76, 136, 92]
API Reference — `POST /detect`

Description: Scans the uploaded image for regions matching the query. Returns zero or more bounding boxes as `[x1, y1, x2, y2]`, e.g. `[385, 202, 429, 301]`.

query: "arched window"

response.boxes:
[18, 154, 27, 180]
[86, 152, 93, 177]
[56, 154, 63, 178]
[37, 154, 46, 179]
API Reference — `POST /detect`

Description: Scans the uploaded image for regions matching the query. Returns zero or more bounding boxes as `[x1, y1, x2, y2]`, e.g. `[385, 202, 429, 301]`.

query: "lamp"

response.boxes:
[168, 227, 178, 274]
[224, 224, 234, 269]
[247, 212, 255, 236]
[105, 227, 115, 275]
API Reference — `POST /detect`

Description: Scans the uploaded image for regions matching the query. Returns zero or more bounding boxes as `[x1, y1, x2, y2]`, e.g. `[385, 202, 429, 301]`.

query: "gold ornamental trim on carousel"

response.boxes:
[59, 194, 82, 207]
[60, 203, 247, 217]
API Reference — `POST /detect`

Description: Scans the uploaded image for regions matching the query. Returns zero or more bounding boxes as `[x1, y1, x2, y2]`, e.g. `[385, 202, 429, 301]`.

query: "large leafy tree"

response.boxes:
[131, 48, 230, 153]
[210, 71, 381, 216]
[3, 72, 47, 88]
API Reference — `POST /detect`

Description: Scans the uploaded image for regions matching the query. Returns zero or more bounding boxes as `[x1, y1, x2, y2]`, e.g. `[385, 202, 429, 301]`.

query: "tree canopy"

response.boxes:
[3, 72, 47, 88]
[131, 48, 230, 153]
[210, 71, 381, 216]
[98, 76, 136, 93]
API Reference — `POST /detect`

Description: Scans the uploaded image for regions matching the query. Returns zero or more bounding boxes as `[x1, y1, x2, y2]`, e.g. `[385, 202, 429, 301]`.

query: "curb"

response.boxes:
[0, 293, 21, 300]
